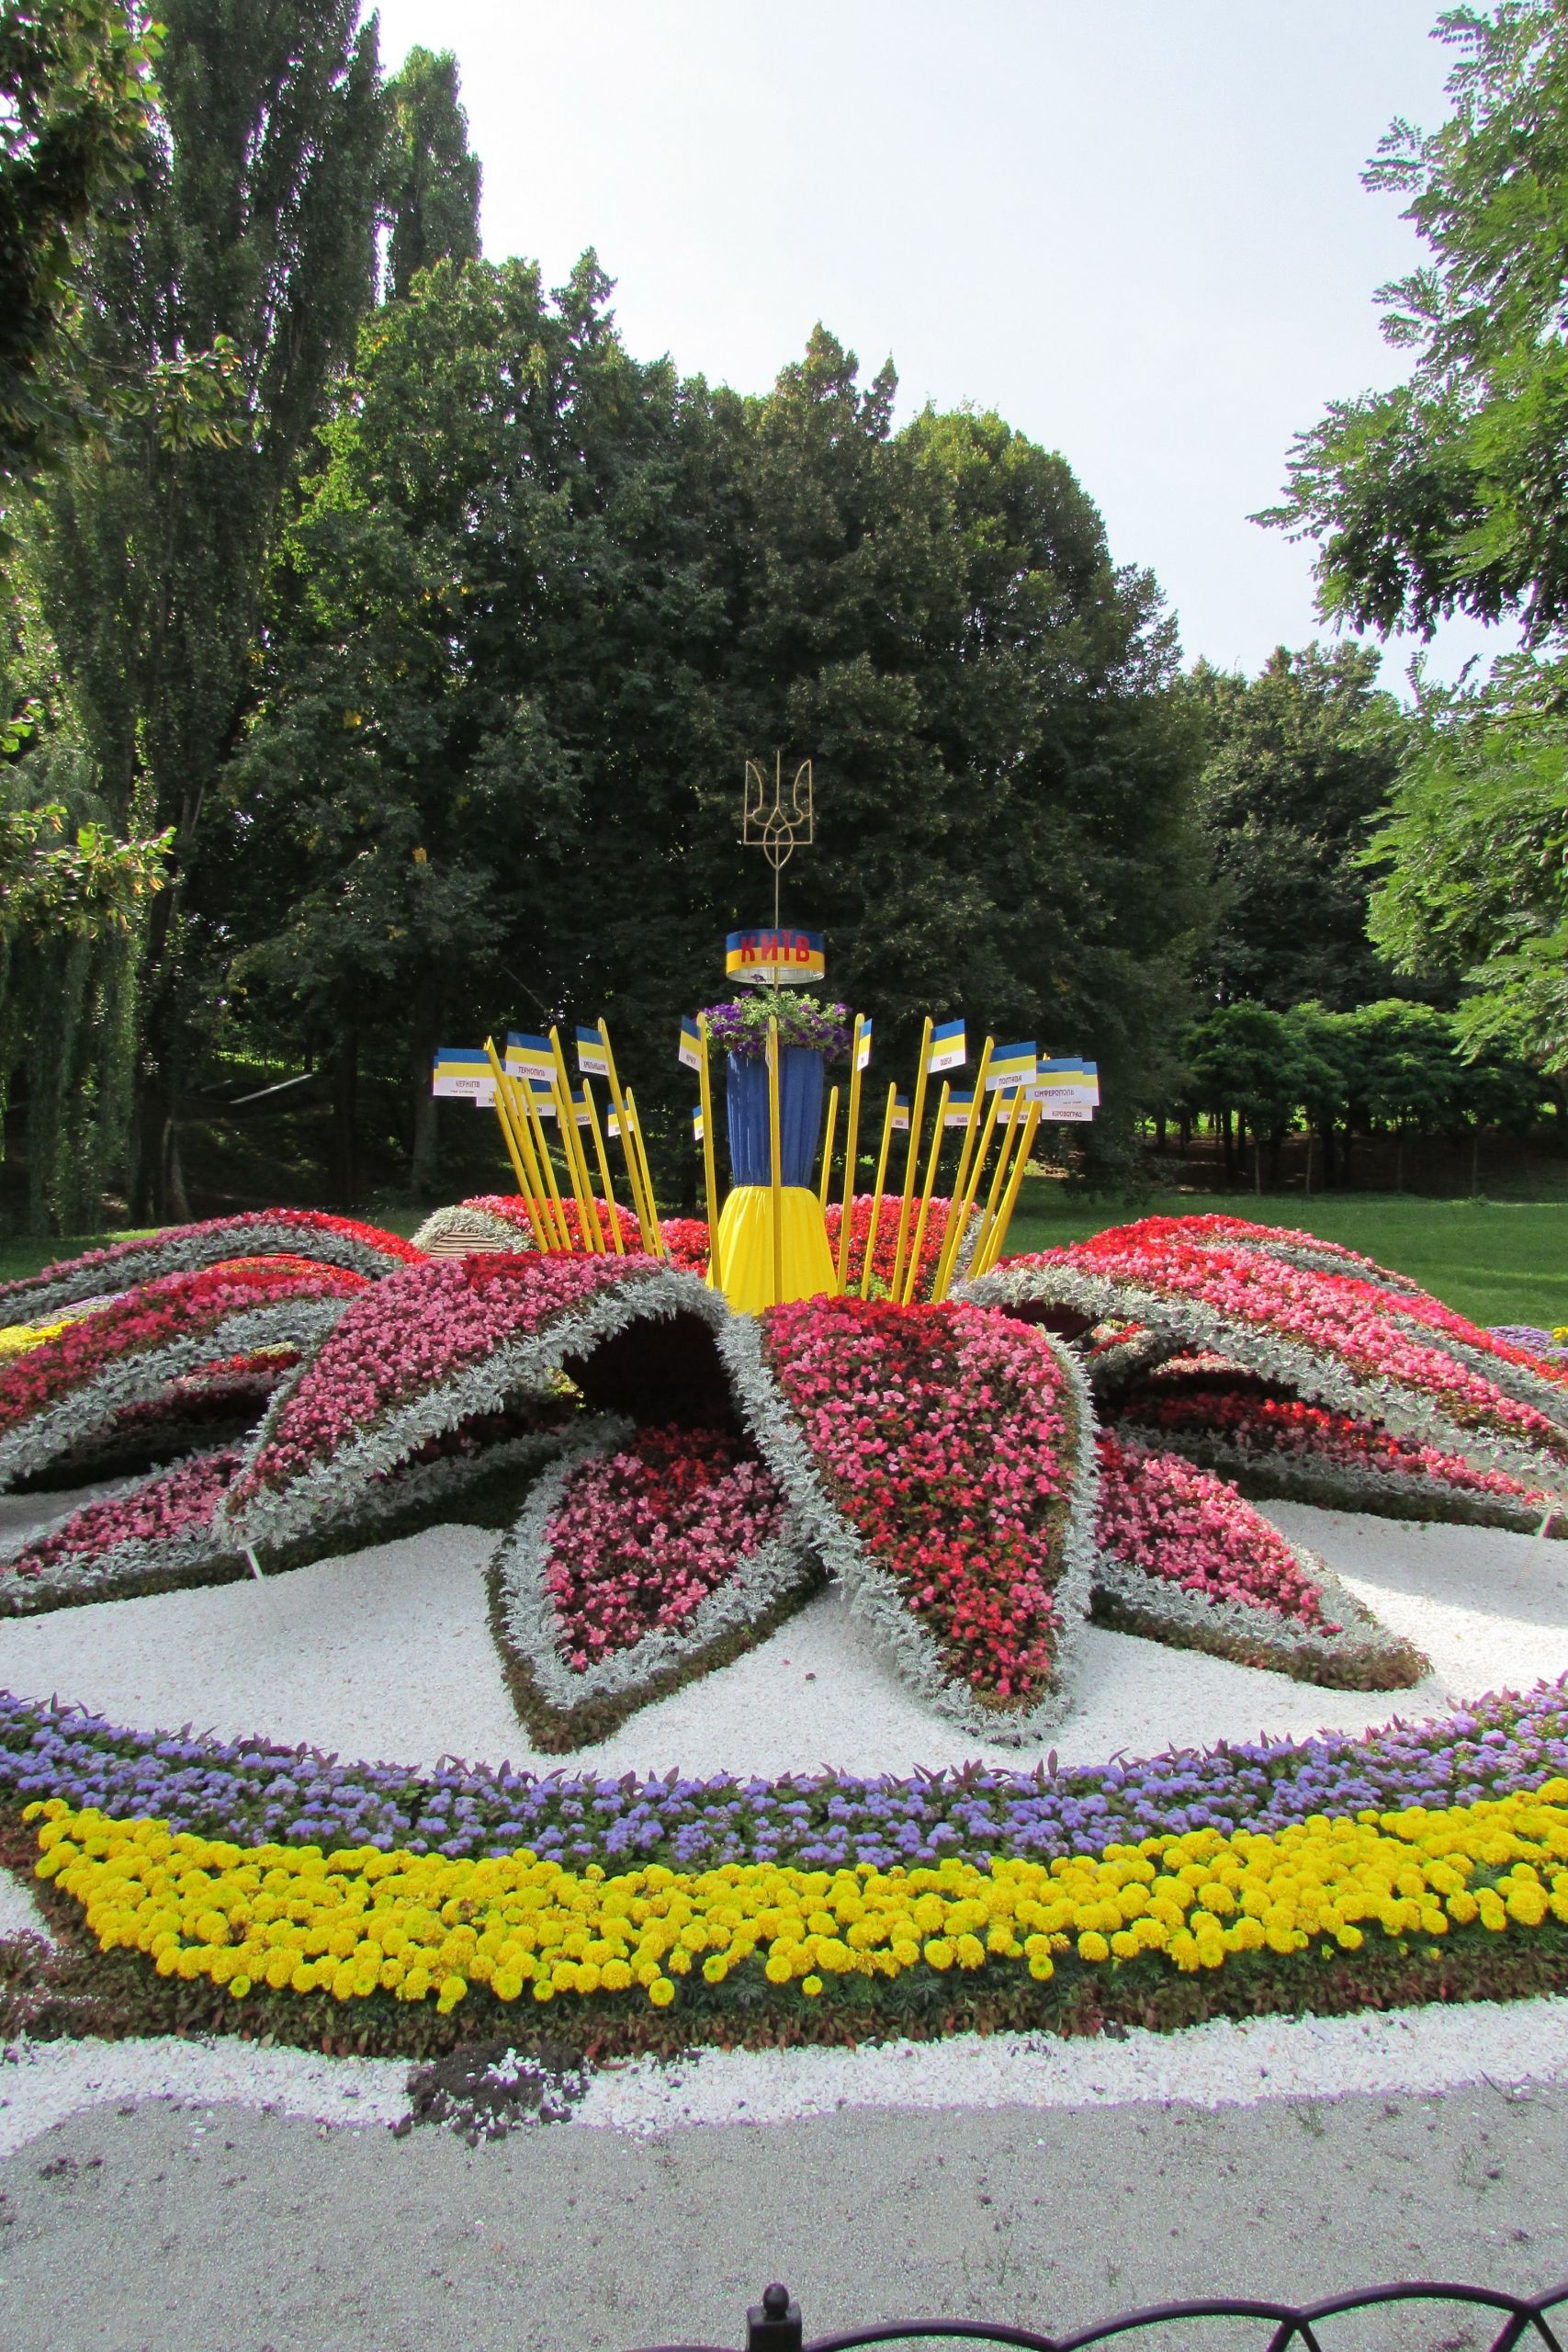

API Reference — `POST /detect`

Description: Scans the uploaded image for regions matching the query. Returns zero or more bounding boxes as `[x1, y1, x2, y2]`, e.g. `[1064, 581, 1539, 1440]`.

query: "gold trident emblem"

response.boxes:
[740, 752, 814, 932]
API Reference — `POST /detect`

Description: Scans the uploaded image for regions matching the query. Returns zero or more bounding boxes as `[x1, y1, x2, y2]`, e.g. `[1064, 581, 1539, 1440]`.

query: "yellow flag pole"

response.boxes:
[858, 1083, 900, 1298]
[900, 1081, 951, 1304]
[696, 1013, 723, 1290]
[767, 1014, 784, 1308]
[976, 1100, 1043, 1276]
[836, 1014, 865, 1295]
[516, 1069, 571, 1250]
[932, 1080, 1005, 1303]
[549, 1027, 605, 1252]
[970, 1082, 1027, 1274]
[579, 1080, 625, 1254]
[889, 1016, 933, 1302]
[481, 1038, 547, 1248]
[598, 1019, 657, 1252]
[931, 1038, 993, 1299]
[818, 1084, 840, 1210]
[624, 1090, 667, 1258]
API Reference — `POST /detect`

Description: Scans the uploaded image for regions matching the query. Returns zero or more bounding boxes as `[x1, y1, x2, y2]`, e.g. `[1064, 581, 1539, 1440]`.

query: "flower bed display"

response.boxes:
[737, 1294, 1095, 1736]
[223, 1254, 722, 1550]
[1091, 1434, 1425, 1689]
[0, 1261, 367, 1494]
[489, 1419, 819, 1750]
[969, 1227, 1568, 1498]
[0, 1210, 423, 1324]
[1116, 1365, 1564, 1536]
[17, 1776, 1568, 2041]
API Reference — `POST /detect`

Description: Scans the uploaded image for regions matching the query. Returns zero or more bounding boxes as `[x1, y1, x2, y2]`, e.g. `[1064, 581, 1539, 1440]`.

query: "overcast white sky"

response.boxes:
[373, 0, 1515, 692]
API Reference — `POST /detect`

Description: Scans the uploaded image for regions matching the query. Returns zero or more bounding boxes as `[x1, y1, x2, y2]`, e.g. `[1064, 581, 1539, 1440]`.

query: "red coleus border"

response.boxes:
[0, 1262, 367, 1436]
[762, 1293, 1077, 1703]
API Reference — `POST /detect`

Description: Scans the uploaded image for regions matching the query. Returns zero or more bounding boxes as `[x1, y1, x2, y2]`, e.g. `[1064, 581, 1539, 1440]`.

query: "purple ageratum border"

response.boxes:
[5, 1674, 1568, 1873]
[491, 1413, 820, 1726]
[0, 1213, 422, 1324]
[716, 1310, 1100, 1747]
[0, 1300, 353, 1497]
[964, 1259, 1568, 1498]
[224, 1263, 727, 1552]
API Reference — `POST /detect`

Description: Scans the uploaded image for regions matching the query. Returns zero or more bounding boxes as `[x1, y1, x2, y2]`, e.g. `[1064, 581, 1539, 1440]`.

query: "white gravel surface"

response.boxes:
[0, 1499, 1563, 1777]
[5, 1994, 1568, 2155]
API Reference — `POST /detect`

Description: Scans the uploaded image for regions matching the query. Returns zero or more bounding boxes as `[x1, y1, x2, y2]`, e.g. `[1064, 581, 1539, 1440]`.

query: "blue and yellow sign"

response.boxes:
[725, 928, 826, 987]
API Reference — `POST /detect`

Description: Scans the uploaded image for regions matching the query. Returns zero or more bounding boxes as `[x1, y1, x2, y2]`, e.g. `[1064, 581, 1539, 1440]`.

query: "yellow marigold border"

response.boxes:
[26, 1781, 1568, 2018]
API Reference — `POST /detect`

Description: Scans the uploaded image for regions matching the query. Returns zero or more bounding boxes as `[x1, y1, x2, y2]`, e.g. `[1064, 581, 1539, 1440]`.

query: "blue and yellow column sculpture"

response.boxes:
[712, 1014, 836, 1314]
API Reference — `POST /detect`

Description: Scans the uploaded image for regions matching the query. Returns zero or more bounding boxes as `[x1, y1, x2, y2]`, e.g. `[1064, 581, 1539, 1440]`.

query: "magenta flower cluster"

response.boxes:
[231, 1251, 659, 1500]
[1094, 1432, 1335, 1630]
[544, 1424, 786, 1668]
[763, 1295, 1074, 1702]
[5, 1449, 239, 1583]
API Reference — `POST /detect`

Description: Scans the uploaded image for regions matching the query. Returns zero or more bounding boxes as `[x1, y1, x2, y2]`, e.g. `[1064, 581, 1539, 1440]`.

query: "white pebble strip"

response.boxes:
[574, 1995, 1568, 2136]
[6, 1996, 1568, 2156]
[0, 1864, 52, 1946]
[0, 2034, 410, 2158]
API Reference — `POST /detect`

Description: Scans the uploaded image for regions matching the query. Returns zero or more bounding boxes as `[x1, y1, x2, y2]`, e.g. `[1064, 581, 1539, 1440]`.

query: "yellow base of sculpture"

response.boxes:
[712, 1185, 837, 1315]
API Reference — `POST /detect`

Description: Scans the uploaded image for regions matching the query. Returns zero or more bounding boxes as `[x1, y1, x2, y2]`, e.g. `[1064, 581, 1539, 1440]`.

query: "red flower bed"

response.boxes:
[544, 1425, 786, 1668]
[762, 1294, 1077, 1703]
[231, 1251, 660, 1499]
[0, 1261, 365, 1436]
[820, 1194, 963, 1302]
[4, 1450, 240, 1581]
[1052, 1227, 1568, 1455]
[1120, 1371, 1544, 1505]
[1095, 1433, 1335, 1629]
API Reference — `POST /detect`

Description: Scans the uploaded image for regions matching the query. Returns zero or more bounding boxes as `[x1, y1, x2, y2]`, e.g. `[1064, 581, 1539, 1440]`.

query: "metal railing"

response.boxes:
[630, 2275, 1568, 2352]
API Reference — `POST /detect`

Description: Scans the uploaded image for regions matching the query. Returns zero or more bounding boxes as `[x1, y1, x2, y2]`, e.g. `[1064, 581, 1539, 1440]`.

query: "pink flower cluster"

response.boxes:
[1095, 1432, 1335, 1630]
[461, 1194, 715, 1274]
[232, 1251, 658, 1498]
[0, 1261, 365, 1436]
[763, 1295, 1073, 1702]
[545, 1425, 786, 1668]
[1056, 1228, 1568, 1458]
[5, 1449, 239, 1579]
[1121, 1372, 1543, 1504]
[821, 1195, 960, 1301]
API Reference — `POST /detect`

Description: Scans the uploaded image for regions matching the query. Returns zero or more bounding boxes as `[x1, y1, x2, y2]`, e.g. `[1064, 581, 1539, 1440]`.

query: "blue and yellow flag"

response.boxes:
[855, 1017, 873, 1072]
[678, 1016, 702, 1071]
[928, 1018, 966, 1074]
[725, 927, 826, 986]
[431, 1048, 494, 1104]
[987, 1042, 1037, 1091]
[575, 1026, 609, 1079]
[505, 1033, 556, 1083]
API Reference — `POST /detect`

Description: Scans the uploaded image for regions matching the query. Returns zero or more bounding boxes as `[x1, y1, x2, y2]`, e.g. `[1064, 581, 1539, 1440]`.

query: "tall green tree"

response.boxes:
[1187, 643, 1409, 1011]
[1367, 650, 1568, 1072]
[27, 0, 385, 1218]
[235, 294, 1205, 1204]
[381, 46, 480, 302]
[0, 0, 160, 504]
[1263, 3, 1568, 643]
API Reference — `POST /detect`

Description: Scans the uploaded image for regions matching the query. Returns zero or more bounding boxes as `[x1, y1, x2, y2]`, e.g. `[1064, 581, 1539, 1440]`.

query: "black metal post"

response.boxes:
[747, 2283, 803, 2351]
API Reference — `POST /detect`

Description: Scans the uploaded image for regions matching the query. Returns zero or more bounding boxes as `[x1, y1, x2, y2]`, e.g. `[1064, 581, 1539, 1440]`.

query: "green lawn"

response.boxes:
[1004, 1182, 1568, 1331]
[4, 1190, 1565, 1333]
